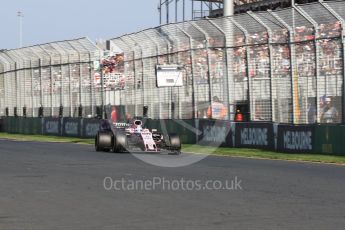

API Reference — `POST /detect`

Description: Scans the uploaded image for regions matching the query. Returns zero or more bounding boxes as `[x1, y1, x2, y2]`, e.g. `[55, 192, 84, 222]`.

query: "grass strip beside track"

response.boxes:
[183, 144, 345, 165]
[1, 132, 345, 165]
[0, 132, 94, 145]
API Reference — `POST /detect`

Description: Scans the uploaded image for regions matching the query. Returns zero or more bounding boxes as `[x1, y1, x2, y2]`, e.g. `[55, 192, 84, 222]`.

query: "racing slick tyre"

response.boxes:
[95, 131, 113, 152]
[168, 134, 181, 155]
[113, 132, 128, 153]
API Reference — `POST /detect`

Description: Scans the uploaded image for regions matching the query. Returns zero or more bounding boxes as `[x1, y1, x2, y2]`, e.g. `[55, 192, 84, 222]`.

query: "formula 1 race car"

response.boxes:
[95, 119, 181, 155]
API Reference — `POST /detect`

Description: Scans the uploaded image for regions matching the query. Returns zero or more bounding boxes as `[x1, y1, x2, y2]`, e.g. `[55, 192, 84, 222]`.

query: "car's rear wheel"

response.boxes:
[168, 134, 181, 155]
[95, 131, 113, 152]
[95, 137, 102, 152]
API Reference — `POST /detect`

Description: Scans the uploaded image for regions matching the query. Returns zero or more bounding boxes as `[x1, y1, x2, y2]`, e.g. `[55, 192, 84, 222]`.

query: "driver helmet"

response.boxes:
[135, 125, 143, 133]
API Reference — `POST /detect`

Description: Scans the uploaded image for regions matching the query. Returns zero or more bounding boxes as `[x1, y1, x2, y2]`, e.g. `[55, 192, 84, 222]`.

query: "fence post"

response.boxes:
[14, 62, 18, 117]
[40, 47, 53, 117]
[39, 58, 43, 114]
[191, 21, 213, 114]
[55, 43, 68, 118]
[88, 52, 94, 118]
[173, 35, 181, 120]
[269, 10, 295, 124]
[68, 60, 73, 117]
[248, 11, 275, 122]
[294, 5, 320, 124]
[132, 37, 140, 118]
[4, 53, 17, 116]
[48, 52, 53, 117]
[0, 67, 2, 116]
[230, 17, 252, 121]
[132, 49, 137, 116]
[159, 29, 174, 119]
[130, 36, 143, 118]
[133, 50, 137, 116]
[321, 1, 345, 124]
[178, 25, 197, 119]
[140, 45, 145, 117]
[30, 60, 35, 117]
[23, 60, 26, 117]
[59, 51, 63, 117]
[69, 42, 82, 118]
[0, 57, 2, 115]
[79, 53, 83, 116]
[207, 19, 231, 121]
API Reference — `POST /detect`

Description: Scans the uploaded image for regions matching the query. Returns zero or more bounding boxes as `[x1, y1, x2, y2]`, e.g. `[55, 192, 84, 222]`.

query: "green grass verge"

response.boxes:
[0, 132, 94, 145]
[183, 144, 345, 165]
[1, 132, 345, 165]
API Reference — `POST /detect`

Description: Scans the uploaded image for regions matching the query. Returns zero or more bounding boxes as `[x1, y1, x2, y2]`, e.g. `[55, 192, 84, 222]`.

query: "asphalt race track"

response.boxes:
[0, 139, 344, 230]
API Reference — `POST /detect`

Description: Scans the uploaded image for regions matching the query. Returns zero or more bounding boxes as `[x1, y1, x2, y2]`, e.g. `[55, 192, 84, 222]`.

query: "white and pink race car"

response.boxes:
[95, 119, 181, 155]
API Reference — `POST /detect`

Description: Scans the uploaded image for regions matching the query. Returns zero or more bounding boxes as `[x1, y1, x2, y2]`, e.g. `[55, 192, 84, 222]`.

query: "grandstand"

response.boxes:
[0, 0, 345, 125]
[159, 0, 329, 23]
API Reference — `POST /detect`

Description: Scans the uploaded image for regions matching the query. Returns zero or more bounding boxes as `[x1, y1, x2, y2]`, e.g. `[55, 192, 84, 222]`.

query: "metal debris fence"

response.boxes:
[1, 1, 345, 125]
[0, 38, 102, 118]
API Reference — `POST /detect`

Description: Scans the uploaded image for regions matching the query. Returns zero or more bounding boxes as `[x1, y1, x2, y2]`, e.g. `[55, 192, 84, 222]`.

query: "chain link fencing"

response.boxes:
[1, 1, 345, 125]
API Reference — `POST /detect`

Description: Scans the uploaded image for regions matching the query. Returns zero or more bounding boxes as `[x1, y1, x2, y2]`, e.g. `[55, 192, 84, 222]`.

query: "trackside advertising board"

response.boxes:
[43, 118, 61, 135]
[314, 125, 345, 155]
[82, 119, 101, 138]
[198, 120, 233, 147]
[277, 125, 314, 153]
[235, 122, 274, 150]
[62, 118, 81, 137]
